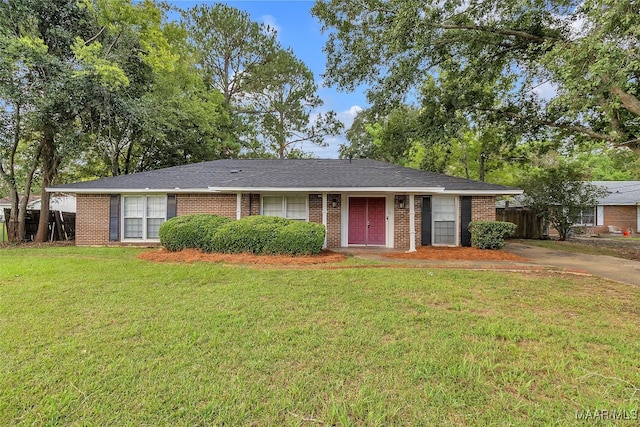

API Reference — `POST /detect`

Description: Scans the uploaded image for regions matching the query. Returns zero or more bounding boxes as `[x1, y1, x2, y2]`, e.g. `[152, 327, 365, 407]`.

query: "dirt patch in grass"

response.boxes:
[385, 246, 528, 262]
[138, 248, 347, 265]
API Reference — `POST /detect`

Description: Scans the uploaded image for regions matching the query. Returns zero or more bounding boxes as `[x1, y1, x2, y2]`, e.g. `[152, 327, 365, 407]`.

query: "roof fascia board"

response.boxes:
[45, 188, 210, 194]
[207, 186, 447, 193]
[47, 187, 523, 195]
[441, 189, 523, 196]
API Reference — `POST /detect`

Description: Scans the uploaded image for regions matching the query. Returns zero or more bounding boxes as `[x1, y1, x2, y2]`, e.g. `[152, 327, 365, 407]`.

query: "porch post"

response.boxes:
[408, 193, 416, 252]
[236, 193, 242, 220]
[322, 192, 328, 248]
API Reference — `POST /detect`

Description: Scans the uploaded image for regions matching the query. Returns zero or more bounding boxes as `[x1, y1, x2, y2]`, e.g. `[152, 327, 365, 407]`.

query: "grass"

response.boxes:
[515, 238, 640, 261]
[1, 246, 639, 426]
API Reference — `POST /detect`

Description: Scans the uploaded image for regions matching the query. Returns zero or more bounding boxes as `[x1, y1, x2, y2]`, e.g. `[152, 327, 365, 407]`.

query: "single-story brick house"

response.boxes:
[497, 181, 640, 237]
[585, 181, 640, 234]
[47, 159, 522, 250]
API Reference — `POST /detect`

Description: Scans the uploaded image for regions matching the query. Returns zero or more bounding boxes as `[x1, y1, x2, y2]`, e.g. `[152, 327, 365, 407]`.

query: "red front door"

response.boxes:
[348, 197, 386, 245]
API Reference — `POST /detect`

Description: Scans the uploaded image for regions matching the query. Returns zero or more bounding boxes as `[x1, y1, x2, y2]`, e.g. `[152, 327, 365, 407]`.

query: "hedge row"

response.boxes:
[159, 214, 325, 255]
[158, 214, 232, 252]
[468, 221, 517, 250]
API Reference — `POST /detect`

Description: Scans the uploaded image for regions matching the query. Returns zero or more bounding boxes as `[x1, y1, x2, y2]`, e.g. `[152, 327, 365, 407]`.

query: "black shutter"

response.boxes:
[421, 196, 432, 246]
[167, 194, 177, 219]
[460, 196, 472, 247]
[109, 195, 120, 241]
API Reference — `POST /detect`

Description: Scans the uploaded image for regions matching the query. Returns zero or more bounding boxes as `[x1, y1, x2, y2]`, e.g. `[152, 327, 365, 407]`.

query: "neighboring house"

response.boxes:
[497, 181, 640, 236]
[589, 181, 640, 234]
[47, 159, 522, 250]
[0, 196, 41, 222]
[0, 195, 76, 221]
[0, 194, 77, 241]
[31, 195, 77, 214]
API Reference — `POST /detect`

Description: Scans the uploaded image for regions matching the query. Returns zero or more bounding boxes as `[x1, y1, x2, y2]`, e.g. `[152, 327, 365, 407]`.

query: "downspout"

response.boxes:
[236, 193, 242, 220]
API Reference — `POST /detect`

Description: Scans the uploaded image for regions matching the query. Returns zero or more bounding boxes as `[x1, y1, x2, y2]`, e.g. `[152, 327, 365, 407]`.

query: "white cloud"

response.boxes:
[336, 105, 363, 129]
[302, 105, 364, 158]
[261, 15, 281, 37]
[532, 81, 558, 101]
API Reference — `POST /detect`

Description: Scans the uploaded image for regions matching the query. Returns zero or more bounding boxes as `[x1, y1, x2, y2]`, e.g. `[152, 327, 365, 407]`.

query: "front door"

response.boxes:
[348, 197, 386, 245]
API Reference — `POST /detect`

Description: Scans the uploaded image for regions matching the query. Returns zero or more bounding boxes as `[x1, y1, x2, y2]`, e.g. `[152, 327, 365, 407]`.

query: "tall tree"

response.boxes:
[184, 4, 342, 158]
[250, 49, 343, 159]
[312, 0, 640, 153]
[0, 0, 180, 241]
[0, 0, 96, 242]
[182, 4, 277, 149]
[81, 5, 234, 176]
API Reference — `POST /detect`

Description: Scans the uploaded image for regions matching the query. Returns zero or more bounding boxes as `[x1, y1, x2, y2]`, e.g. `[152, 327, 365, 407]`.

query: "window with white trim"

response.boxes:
[262, 195, 308, 220]
[432, 196, 457, 245]
[123, 195, 166, 240]
[575, 208, 596, 226]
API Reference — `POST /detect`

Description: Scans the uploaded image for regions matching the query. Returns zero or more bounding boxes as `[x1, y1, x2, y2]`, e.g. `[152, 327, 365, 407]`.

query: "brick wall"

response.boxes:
[240, 193, 261, 217]
[472, 196, 496, 221]
[308, 194, 323, 224]
[326, 194, 341, 248]
[394, 195, 409, 249]
[595, 205, 638, 234]
[414, 196, 423, 248]
[76, 192, 502, 248]
[76, 194, 111, 246]
[176, 194, 236, 218]
[604, 205, 637, 233]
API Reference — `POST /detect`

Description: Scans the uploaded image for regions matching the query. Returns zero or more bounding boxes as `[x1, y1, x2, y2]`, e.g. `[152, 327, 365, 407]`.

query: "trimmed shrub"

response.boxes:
[159, 214, 232, 252]
[468, 221, 517, 250]
[270, 221, 326, 255]
[210, 215, 291, 254]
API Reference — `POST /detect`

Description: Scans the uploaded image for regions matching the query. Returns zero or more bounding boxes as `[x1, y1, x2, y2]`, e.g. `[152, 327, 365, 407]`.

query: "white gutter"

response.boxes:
[45, 187, 211, 194]
[441, 189, 524, 196]
[207, 186, 447, 193]
[47, 186, 522, 196]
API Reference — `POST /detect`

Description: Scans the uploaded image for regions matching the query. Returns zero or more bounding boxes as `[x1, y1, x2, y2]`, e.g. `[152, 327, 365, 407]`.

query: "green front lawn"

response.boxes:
[1, 247, 638, 426]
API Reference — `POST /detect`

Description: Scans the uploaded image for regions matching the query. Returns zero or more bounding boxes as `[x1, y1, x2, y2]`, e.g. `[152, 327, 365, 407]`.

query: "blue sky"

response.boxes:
[166, 0, 367, 158]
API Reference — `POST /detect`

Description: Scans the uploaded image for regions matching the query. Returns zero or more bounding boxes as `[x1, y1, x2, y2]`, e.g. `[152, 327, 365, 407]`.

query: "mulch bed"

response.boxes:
[138, 246, 528, 265]
[137, 248, 347, 265]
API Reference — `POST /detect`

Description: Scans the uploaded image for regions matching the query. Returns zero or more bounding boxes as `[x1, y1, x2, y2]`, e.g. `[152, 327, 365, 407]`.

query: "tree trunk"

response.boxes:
[0, 104, 41, 242]
[6, 189, 20, 242]
[479, 152, 486, 182]
[34, 125, 60, 243]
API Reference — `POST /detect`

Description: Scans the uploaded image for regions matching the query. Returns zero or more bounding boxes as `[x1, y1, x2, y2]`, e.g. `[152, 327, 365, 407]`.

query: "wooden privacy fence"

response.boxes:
[496, 207, 544, 239]
[2, 209, 75, 242]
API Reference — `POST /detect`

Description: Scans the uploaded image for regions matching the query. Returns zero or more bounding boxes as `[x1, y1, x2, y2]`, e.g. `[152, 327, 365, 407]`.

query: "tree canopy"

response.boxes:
[183, 4, 342, 159]
[312, 0, 640, 153]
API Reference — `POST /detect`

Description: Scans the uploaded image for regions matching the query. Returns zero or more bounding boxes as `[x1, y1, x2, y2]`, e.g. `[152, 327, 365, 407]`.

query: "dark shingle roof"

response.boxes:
[48, 159, 521, 194]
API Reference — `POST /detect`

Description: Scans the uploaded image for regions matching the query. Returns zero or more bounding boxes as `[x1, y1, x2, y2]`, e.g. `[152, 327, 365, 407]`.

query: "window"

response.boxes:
[123, 195, 166, 240]
[432, 196, 457, 245]
[262, 195, 307, 220]
[575, 208, 596, 226]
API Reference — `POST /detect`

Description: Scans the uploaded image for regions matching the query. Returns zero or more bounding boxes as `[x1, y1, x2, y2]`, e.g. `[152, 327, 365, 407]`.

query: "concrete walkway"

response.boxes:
[336, 244, 640, 286]
[505, 242, 640, 286]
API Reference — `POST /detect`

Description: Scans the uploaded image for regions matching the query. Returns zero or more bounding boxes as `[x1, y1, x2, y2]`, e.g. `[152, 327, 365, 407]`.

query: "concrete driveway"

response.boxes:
[505, 242, 640, 286]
